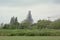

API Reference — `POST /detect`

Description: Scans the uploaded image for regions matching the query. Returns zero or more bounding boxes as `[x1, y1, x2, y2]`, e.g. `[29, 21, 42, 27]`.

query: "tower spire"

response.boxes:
[26, 10, 33, 28]
[27, 10, 33, 23]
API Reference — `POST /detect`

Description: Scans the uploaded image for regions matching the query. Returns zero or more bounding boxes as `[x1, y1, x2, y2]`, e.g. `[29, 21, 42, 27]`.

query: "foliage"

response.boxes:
[48, 19, 60, 29]
[36, 20, 51, 29]
[0, 29, 60, 36]
[20, 20, 32, 29]
[2, 18, 60, 29]
[3, 23, 20, 29]
[10, 16, 18, 24]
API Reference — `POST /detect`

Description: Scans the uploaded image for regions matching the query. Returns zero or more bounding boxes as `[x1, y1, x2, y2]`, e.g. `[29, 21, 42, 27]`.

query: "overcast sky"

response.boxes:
[0, 0, 60, 23]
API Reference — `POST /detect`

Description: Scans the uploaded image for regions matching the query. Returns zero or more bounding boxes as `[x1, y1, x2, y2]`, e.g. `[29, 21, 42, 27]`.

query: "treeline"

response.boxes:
[0, 11, 60, 36]
[0, 11, 60, 29]
[0, 17, 60, 29]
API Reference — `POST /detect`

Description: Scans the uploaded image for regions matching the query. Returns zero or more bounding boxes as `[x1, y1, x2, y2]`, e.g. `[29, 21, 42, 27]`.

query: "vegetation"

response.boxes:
[1, 17, 60, 29]
[0, 29, 60, 36]
[0, 11, 60, 36]
[0, 36, 60, 40]
[0, 11, 60, 29]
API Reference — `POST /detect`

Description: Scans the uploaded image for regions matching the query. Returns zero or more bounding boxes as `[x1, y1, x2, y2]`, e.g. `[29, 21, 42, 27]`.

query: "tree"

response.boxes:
[0, 23, 4, 29]
[10, 16, 16, 24]
[10, 16, 19, 24]
[20, 20, 31, 29]
[49, 19, 60, 29]
[15, 17, 18, 23]
[20, 10, 33, 29]
[37, 20, 51, 29]
[32, 23, 37, 29]
[3, 16, 20, 29]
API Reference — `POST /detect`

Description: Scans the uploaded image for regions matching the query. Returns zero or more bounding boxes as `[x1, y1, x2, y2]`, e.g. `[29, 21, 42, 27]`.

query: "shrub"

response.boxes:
[0, 29, 60, 36]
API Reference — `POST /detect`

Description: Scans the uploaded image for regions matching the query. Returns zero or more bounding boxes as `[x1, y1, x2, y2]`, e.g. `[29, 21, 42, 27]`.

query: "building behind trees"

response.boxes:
[1, 11, 60, 29]
[26, 10, 33, 28]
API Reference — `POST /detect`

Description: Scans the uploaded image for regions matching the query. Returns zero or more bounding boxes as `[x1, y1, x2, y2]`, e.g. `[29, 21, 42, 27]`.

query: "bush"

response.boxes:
[0, 29, 60, 36]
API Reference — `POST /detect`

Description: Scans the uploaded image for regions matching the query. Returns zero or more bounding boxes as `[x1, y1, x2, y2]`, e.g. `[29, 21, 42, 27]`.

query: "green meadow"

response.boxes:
[0, 36, 60, 40]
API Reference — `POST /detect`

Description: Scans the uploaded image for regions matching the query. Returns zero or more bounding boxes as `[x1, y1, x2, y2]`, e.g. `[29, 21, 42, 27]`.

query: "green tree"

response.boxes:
[20, 10, 33, 29]
[20, 20, 31, 29]
[10, 16, 18, 24]
[49, 19, 60, 29]
[37, 20, 51, 29]
[32, 23, 37, 29]
[10, 16, 15, 24]
[3, 16, 20, 29]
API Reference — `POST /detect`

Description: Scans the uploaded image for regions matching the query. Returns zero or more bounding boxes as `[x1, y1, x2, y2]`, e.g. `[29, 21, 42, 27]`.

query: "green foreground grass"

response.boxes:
[0, 36, 60, 40]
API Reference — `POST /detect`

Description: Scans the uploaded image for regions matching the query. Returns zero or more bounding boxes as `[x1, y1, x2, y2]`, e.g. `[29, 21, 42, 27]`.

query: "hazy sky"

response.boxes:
[0, 0, 60, 23]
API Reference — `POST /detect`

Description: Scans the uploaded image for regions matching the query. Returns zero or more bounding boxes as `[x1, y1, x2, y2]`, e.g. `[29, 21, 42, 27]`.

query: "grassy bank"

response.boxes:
[0, 29, 60, 36]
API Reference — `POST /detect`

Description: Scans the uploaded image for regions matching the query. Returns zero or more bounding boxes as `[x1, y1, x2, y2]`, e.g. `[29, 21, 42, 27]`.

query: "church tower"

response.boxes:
[27, 10, 33, 28]
[27, 10, 33, 23]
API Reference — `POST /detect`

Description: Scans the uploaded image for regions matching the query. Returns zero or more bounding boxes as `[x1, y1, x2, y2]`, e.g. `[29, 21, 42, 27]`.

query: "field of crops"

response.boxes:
[0, 36, 60, 40]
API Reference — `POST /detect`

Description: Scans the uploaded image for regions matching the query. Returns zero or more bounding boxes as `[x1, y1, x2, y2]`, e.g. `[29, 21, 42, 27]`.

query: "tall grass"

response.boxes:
[0, 29, 60, 36]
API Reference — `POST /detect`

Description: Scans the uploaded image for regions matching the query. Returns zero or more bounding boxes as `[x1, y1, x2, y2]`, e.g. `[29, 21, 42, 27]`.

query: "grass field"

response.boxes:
[0, 36, 60, 40]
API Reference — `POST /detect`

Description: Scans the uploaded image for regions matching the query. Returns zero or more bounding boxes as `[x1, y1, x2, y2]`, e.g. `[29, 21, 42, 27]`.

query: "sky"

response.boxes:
[0, 0, 60, 23]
